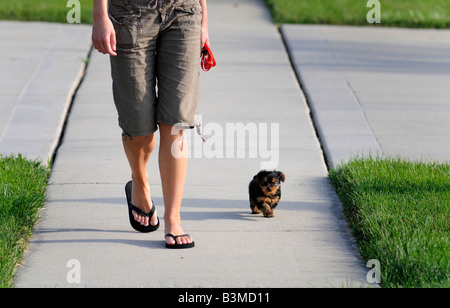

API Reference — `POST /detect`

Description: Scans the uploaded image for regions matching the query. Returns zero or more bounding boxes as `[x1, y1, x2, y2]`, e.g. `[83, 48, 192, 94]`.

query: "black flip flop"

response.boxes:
[125, 181, 160, 233]
[165, 233, 195, 249]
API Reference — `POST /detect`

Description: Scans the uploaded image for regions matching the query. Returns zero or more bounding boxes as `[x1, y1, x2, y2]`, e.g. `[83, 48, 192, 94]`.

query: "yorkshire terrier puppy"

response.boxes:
[249, 170, 285, 217]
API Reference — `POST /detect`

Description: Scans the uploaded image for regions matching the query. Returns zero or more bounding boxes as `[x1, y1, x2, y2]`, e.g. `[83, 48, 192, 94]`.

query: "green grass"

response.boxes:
[0, 0, 93, 24]
[264, 0, 450, 28]
[0, 155, 50, 288]
[329, 157, 449, 288]
[2, 0, 449, 28]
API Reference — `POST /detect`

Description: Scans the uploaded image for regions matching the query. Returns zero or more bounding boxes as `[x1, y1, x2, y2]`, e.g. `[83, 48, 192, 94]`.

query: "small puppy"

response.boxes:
[249, 170, 285, 217]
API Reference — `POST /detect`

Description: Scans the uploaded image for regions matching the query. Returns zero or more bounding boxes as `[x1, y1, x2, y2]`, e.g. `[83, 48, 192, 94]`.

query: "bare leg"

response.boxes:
[158, 124, 193, 245]
[122, 133, 158, 227]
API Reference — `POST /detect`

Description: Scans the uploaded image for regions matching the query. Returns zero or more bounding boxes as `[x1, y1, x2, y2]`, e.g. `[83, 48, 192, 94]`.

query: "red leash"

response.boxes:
[201, 44, 216, 72]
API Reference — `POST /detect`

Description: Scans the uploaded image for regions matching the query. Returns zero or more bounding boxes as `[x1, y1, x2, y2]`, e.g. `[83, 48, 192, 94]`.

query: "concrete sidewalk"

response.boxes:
[0, 21, 91, 165]
[282, 24, 450, 168]
[13, 0, 370, 287]
[9, 0, 450, 289]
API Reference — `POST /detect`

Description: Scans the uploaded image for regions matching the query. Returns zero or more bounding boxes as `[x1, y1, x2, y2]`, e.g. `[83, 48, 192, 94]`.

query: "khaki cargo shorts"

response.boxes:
[109, 0, 202, 136]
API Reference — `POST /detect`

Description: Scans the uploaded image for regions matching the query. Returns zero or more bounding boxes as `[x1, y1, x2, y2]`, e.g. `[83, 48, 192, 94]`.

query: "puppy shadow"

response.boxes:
[176, 198, 261, 222]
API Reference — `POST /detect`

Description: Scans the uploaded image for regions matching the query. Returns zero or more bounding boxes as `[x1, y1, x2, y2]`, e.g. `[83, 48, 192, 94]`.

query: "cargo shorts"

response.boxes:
[109, 0, 202, 136]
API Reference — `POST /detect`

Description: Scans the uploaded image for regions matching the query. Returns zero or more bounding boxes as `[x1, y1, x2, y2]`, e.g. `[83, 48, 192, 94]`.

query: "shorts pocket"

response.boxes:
[173, 2, 202, 35]
[109, 10, 141, 49]
[175, 2, 201, 15]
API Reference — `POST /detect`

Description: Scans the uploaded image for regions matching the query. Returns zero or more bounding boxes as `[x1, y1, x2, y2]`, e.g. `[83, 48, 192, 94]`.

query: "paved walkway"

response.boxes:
[7, 0, 449, 288]
[282, 24, 450, 168]
[0, 21, 91, 164]
[12, 0, 368, 288]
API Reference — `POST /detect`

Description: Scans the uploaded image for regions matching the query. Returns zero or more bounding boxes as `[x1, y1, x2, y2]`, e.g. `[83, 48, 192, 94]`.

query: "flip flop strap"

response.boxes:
[128, 201, 155, 218]
[165, 233, 190, 241]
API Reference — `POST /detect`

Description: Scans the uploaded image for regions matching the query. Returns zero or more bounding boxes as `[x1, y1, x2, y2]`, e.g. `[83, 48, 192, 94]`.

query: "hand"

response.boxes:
[92, 15, 117, 56]
[201, 24, 210, 49]
[199, 0, 209, 54]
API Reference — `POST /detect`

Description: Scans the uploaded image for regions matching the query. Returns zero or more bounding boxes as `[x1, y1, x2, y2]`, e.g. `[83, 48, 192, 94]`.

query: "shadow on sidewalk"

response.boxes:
[31, 228, 165, 249]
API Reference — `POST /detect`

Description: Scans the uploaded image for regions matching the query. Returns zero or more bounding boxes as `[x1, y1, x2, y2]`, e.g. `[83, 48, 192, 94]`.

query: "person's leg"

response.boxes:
[122, 133, 158, 227]
[109, 1, 160, 228]
[158, 124, 193, 245]
[155, 0, 202, 246]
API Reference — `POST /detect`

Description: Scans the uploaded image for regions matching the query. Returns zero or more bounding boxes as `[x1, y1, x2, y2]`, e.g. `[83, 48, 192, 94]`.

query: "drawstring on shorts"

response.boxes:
[194, 122, 206, 142]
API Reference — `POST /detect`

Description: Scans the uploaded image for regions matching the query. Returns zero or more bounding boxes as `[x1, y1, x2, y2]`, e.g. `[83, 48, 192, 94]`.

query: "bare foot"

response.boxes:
[131, 180, 158, 227]
[164, 219, 193, 245]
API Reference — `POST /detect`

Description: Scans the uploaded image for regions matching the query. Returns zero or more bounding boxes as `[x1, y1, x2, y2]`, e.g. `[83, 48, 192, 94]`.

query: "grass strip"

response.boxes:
[2, 0, 449, 28]
[0, 154, 50, 288]
[0, 0, 93, 24]
[328, 157, 449, 288]
[264, 0, 450, 28]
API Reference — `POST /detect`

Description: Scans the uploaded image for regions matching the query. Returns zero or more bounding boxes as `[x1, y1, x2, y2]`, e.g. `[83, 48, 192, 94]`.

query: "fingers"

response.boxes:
[110, 31, 117, 56]
[93, 36, 117, 56]
[105, 38, 117, 56]
[203, 37, 210, 48]
[200, 27, 210, 55]
[103, 31, 117, 56]
[91, 18, 117, 56]
[200, 38, 210, 56]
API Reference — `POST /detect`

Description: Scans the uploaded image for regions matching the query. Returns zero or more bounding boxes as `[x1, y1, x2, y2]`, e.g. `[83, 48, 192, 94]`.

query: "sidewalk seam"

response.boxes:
[49, 45, 94, 168]
[322, 36, 384, 155]
[279, 24, 384, 169]
[0, 28, 58, 144]
[277, 26, 332, 170]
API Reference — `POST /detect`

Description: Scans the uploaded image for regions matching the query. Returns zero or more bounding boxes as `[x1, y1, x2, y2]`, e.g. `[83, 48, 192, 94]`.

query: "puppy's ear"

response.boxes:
[277, 171, 285, 182]
[256, 170, 267, 183]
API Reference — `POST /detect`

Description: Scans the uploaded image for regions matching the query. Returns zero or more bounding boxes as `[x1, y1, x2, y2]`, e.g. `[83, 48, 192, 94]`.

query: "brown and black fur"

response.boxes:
[249, 170, 285, 217]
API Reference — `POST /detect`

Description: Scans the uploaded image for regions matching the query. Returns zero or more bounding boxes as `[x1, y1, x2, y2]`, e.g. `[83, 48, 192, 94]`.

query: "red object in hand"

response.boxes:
[201, 44, 216, 72]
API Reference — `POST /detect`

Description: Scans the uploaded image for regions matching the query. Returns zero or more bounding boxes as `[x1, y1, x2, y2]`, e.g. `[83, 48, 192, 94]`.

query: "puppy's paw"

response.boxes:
[263, 210, 274, 218]
[250, 201, 260, 214]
